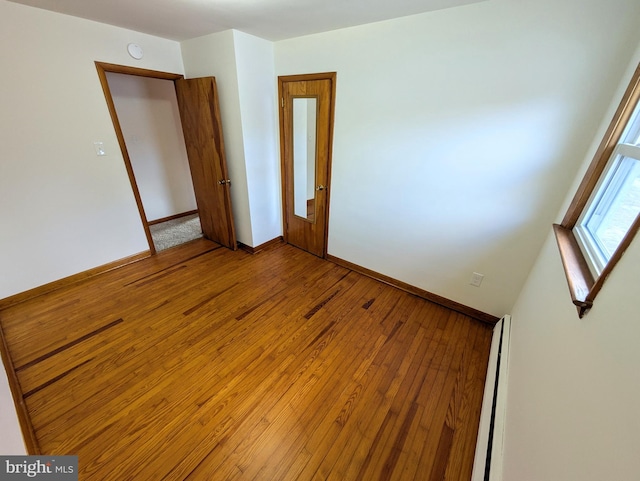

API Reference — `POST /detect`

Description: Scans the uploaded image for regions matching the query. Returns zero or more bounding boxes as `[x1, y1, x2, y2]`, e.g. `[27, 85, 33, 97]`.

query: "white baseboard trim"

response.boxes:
[471, 314, 511, 481]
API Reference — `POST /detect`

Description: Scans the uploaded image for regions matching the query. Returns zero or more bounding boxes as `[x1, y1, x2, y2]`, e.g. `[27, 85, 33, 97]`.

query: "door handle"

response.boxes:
[218, 179, 231, 185]
[316, 185, 327, 191]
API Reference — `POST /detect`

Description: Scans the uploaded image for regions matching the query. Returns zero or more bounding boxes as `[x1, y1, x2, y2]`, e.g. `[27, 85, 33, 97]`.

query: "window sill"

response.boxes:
[552, 224, 595, 318]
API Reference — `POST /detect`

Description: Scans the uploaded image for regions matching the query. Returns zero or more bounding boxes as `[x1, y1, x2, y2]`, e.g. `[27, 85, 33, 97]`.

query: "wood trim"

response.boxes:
[238, 236, 284, 255]
[278, 72, 338, 83]
[552, 224, 594, 317]
[0, 251, 150, 310]
[278, 79, 288, 247]
[148, 210, 198, 226]
[278, 72, 337, 259]
[554, 214, 639, 318]
[0, 322, 40, 454]
[94, 62, 184, 81]
[326, 254, 499, 325]
[562, 62, 640, 228]
[323, 73, 337, 259]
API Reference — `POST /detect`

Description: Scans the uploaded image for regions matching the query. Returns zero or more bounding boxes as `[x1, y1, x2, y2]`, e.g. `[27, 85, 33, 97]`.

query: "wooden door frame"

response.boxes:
[278, 72, 336, 258]
[95, 62, 185, 255]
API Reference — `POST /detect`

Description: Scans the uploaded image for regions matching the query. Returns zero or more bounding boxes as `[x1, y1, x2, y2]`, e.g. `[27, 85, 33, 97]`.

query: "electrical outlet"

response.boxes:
[470, 272, 484, 287]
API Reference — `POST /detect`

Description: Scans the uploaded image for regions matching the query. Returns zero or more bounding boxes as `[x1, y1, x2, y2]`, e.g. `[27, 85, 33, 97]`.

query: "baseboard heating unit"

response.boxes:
[471, 314, 511, 481]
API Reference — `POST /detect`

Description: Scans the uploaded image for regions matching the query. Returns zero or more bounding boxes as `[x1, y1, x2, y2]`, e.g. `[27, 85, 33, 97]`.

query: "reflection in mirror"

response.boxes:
[293, 98, 317, 221]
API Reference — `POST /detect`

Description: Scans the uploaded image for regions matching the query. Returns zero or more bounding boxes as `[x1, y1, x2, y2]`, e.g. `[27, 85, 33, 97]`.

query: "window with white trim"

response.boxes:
[574, 105, 640, 275]
[554, 62, 640, 317]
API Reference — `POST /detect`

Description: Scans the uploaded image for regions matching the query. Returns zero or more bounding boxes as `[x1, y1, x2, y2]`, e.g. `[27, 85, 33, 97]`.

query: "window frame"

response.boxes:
[554, 62, 640, 318]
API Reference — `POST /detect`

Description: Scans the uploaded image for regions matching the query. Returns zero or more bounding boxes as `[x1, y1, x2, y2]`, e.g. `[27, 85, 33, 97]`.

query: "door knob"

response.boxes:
[316, 185, 327, 191]
[218, 179, 231, 185]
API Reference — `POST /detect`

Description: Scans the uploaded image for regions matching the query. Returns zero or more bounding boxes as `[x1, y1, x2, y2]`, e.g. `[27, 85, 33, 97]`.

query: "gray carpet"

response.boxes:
[149, 214, 203, 251]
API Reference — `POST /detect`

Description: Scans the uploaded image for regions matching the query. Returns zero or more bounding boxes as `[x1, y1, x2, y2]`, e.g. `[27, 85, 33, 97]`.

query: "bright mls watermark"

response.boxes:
[0, 456, 77, 480]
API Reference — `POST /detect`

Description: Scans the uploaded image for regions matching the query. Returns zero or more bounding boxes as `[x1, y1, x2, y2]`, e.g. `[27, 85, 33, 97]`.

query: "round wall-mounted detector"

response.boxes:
[127, 43, 143, 59]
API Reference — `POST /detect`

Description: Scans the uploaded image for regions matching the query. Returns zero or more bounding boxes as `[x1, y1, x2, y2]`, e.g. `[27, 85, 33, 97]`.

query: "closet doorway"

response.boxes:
[96, 63, 237, 253]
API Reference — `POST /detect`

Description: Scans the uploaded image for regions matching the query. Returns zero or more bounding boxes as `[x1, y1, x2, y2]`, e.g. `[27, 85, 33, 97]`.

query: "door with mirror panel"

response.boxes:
[278, 73, 336, 257]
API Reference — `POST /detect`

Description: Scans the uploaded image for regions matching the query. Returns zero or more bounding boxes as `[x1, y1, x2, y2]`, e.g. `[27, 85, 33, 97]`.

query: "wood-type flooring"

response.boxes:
[0, 239, 492, 480]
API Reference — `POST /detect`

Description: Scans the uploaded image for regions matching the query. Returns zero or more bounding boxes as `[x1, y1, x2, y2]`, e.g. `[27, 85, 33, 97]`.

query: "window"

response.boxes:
[575, 110, 640, 274]
[554, 62, 640, 317]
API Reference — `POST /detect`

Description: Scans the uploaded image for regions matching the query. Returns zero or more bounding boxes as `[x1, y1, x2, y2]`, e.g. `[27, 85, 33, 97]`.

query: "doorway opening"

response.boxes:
[105, 71, 202, 252]
[95, 62, 237, 253]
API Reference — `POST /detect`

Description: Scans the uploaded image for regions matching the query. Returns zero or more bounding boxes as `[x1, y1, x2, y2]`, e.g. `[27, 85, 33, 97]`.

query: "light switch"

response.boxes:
[94, 142, 106, 156]
[470, 272, 484, 287]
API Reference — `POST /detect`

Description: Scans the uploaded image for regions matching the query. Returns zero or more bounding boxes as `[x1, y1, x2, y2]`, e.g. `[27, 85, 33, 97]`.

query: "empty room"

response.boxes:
[1, 0, 639, 480]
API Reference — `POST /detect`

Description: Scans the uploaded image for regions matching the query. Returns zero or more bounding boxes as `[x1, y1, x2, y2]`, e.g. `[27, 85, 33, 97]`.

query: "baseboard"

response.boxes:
[471, 314, 511, 481]
[326, 254, 498, 325]
[0, 322, 39, 454]
[238, 236, 284, 255]
[147, 209, 198, 226]
[0, 251, 151, 310]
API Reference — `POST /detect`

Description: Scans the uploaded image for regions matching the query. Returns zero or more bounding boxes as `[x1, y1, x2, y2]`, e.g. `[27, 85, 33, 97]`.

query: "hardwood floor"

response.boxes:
[0, 239, 492, 480]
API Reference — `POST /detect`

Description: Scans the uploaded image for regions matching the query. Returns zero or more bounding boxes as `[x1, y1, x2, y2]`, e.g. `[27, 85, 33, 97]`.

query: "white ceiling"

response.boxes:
[8, 0, 484, 41]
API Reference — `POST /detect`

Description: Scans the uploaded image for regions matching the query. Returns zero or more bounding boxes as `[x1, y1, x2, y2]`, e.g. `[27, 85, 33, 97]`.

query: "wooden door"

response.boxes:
[175, 77, 237, 250]
[279, 73, 336, 257]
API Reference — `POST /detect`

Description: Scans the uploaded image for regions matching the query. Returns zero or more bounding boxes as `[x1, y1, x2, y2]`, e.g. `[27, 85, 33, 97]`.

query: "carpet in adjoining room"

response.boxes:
[149, 214, 203, 251]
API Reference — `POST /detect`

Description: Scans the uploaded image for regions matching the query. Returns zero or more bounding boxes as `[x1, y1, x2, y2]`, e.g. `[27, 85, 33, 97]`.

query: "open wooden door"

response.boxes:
[175, 77, 236, 249]
[279, 73, 336, 257]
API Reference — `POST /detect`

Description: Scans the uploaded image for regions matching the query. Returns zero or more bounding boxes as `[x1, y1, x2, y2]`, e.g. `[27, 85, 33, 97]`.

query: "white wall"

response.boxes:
[275, 0, 640, 317]
[502, 46, 640, 481]
[106, 73, 197, 221]
[233, 31, 282, 247]
[0, 0, 185, 299]
[180, 30, 254, 246]
[181, 30, 281, 247]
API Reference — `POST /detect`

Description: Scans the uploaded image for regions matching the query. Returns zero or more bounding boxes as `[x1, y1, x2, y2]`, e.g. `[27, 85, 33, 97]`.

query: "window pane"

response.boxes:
[585, 158, 640, 259]
[620, 108, 640, 145]
[622, 98, 640, 145]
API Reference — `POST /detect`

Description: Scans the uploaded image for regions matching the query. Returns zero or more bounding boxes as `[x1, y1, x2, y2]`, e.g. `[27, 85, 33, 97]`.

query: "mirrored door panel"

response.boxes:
[293, 97, 318, 222]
